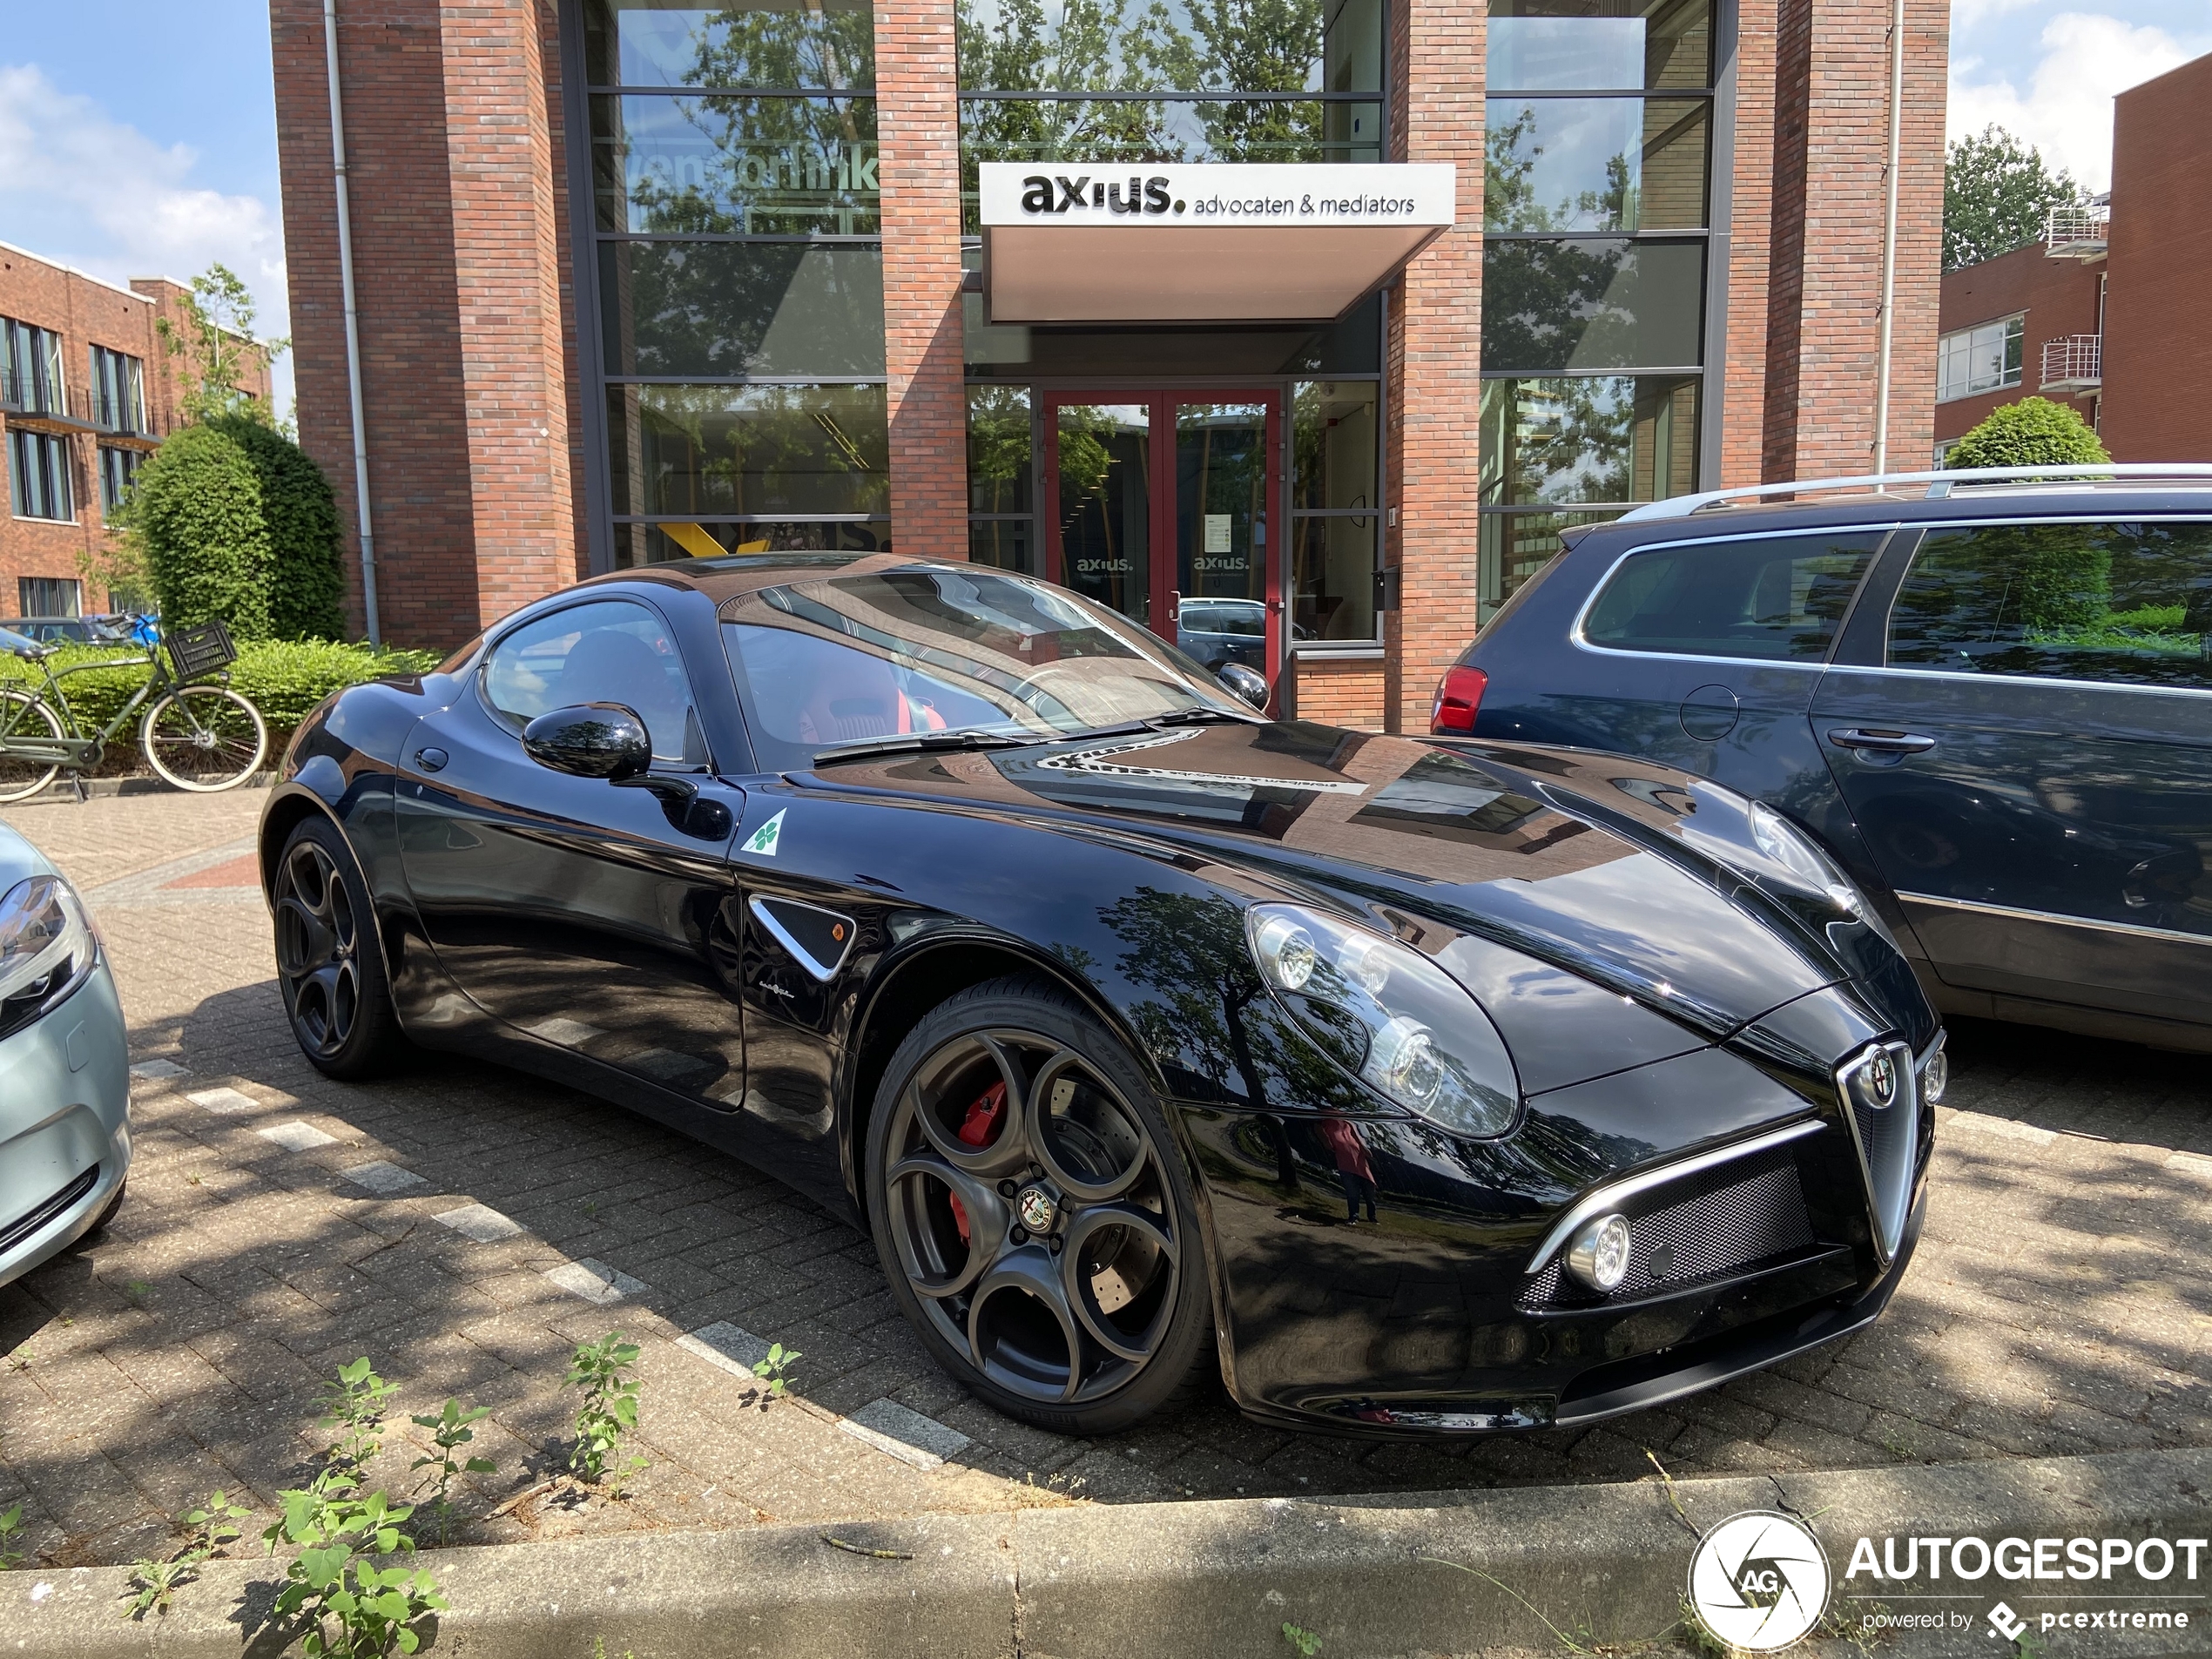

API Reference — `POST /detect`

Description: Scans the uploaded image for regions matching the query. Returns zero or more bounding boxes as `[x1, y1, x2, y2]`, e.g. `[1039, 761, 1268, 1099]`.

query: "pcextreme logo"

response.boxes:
[1687, 1511, 1832, 1651]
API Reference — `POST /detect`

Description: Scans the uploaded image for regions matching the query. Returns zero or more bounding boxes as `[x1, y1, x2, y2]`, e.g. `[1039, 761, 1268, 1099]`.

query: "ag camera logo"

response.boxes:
[1689, 1510, 1832, 1651]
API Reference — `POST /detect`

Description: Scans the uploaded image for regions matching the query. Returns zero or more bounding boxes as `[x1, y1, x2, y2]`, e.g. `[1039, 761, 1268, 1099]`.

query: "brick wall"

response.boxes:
[1718, 0, 1777, 483]
[876, 0, 969, 561]
[1382, 0, 1483, 734]
[1932, 241, 2101, 446]
[1291, 655, 1387, 731]
[1760, 0, 1946, 482]
[2101, 54, 2212, 464]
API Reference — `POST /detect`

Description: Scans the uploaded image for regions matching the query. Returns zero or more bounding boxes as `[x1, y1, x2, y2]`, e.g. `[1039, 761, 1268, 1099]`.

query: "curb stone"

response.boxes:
[5, 1448, 2209, 1656]
[4, 772, 276, 805]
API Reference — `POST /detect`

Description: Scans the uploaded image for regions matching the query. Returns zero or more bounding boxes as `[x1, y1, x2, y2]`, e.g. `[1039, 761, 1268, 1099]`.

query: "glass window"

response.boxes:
[1291, 381, 1379, 644]
[1487, 0, 1711, 91]
[17, 577, 80, 619]
[1293, 381, 1376, 511]
[607, 382, 889, 518]
[1582, 532, 1884, 660]
[98, 447, 143, 522]
[718, 566, 1241, 770]
[89, 347, 146, 435]
[968, 385, 1032, 514]
[1482, 237, 1704, 371]
[8, 430, 74, 523]
[1291, 515, 1377, 642]
[1886, 521, 2212, 690]
[483, 599, 706, 761]
[957, 0, 1382, 94]
[584, 0, 875, 88]
[970, 517, 1037, 575]
[1480, 375, 1698, 505]
[1481, 509, 1620, 611]
[1, 320, 65, 417]
[1485, 98, 1708, 232]
[592, 94, 879, 233]
[1936, 315, 2024, 402]
[616, 520, 889, 566]
[598, 242, 884, 376]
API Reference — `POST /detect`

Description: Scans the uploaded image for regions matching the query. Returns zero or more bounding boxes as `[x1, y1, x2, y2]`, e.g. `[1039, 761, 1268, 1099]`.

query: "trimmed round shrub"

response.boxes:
[130, 423, 273, 640]
[214, 417, 347, 642]
[1946, 396, 2109, 470]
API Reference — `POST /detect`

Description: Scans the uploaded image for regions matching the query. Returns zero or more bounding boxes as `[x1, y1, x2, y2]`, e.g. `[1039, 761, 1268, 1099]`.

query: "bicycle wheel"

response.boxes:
[139, 685, 268, 792]
[0, 690, 64, 804]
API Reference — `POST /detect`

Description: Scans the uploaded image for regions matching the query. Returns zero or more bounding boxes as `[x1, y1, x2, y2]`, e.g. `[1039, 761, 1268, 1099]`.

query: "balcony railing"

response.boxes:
[2045, 203, 2110, 260]
[2040, 334, 2102, 391]
[86, 388, 152, 435]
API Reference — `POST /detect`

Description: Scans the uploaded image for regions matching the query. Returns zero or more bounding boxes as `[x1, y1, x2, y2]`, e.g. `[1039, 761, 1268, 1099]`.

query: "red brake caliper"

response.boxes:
[946, 1080, 1006, 1247]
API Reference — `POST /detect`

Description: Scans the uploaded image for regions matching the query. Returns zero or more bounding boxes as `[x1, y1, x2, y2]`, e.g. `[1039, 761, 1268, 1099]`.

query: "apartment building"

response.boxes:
[0, 242, 275, 619]
[1934, 51, 2212, 464]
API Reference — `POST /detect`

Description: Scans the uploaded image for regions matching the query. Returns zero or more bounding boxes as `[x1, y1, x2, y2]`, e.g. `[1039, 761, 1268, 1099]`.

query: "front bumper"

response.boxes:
[0, 962, 132, 1288]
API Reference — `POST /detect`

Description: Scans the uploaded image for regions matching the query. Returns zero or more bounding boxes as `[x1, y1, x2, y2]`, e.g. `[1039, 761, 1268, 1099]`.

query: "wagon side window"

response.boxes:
[1581, 532, 1885, 661]
[482, 598, 707, 764]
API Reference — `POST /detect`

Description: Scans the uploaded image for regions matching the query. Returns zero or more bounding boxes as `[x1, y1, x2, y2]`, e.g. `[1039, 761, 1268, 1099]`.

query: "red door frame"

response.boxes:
[1041, 388, 1285, 710]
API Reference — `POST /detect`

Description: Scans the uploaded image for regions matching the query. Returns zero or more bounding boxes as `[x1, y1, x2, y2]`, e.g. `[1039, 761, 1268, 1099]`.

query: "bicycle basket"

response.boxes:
[165, 619, 238, 680]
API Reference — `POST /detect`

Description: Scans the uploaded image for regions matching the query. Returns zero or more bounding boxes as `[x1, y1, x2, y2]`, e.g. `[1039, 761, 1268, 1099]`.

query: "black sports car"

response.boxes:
[260, 552, 1940, 1437]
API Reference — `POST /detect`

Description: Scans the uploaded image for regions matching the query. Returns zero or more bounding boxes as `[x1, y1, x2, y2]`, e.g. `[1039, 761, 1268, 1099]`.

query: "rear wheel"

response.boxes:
[273, 816, 408, 1079]
[867, 976, 1214, 1435]
[140, 685, 267, 792]
[0, 690, 64, 804]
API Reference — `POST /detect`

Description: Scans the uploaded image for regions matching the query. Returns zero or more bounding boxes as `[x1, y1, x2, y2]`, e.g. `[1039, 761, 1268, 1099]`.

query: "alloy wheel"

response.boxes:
[274, 839, 361, 1060]
[881, 1028, 1182, 1406]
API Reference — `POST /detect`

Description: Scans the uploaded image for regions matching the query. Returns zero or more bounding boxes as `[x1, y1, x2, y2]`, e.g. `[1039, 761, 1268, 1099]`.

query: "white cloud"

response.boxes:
[1947, 13, 2205, 192]
[0, 63, 291, 415]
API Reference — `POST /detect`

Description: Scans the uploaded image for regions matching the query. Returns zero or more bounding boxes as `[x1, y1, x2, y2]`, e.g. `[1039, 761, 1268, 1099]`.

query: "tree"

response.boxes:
[1946, 396, 2109, 470]
[215, 417, 347, 641]
[126, 424, 275, 640]
[157, 263, 287, 425]
[1944, 126, 2080, 272]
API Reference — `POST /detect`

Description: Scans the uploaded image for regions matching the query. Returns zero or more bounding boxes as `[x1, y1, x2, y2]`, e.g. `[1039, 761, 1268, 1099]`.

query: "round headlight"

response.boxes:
[1567, 1213, 1633, 1291]
[1920, 1048, 1947, 1104]
[1251, 914, 1318, 991]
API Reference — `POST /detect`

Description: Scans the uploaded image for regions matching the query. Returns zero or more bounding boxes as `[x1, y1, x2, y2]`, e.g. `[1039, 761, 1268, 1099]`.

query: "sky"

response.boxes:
[0, 0, 2207, 429]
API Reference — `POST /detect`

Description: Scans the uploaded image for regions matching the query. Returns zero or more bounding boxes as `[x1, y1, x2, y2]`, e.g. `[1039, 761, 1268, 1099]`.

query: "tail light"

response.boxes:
[1430, 665, 1487, 735]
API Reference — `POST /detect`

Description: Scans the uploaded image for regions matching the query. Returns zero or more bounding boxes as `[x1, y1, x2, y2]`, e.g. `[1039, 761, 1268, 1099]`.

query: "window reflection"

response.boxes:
[584, 0, 876, 89]
[956, 0, 1382, 93]
[1486, 0, 1711, 91]
[1485, 98, 1708, 232]
[1481, 237, 1704, 371]
[592, 94, 879, 233]
[1479, 376, 1698, 505]
[599, 242, 885, 376]
[607, 382, 889, 518]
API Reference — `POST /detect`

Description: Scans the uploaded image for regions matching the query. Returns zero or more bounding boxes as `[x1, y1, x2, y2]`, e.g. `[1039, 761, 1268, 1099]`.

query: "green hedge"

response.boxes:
[1946, 396, 2109, 469]
[0, 638, 440, 773]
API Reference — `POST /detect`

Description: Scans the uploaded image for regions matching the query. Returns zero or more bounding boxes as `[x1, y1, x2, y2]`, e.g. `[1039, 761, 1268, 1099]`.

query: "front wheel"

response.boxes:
[273, 816, 409, 1078]
[867, 976, 1216, 1435]
[0, 690, 64, 804]
[140, 685, 267, 792]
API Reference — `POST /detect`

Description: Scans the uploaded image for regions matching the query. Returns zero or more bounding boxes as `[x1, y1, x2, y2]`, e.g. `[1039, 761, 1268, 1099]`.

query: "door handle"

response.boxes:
[413, 746, 448, 772]
[1828, 728, 1936, 755]
[1167, 589, 1182, 625]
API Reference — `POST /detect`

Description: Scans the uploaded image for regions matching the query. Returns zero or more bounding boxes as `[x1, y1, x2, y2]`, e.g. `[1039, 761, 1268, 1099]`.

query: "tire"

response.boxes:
[866, 974, 1216, 1436]
[140, 685, 267, 792]
[0, 689, 64, 804]
[272, 815, 409, 1079]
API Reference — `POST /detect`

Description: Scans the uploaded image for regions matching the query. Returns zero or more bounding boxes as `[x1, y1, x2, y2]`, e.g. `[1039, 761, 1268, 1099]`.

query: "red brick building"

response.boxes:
[1935, 51, 2212, 466]
[0, 244, 275, 620]
[273, 0, 1946, 730]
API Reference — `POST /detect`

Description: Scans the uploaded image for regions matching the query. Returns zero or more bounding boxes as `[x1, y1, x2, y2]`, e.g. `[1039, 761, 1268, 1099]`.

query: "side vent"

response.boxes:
[748, 895, 857, 982]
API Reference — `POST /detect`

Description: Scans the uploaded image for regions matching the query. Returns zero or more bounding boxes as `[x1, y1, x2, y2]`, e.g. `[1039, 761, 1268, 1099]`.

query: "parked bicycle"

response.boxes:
[0, 615, 268, 802]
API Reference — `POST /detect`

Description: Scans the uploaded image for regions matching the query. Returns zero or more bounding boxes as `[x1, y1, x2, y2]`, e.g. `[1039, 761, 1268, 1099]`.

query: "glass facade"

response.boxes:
[1480, 0, 1716, 617]
[586, 0, 887, 563]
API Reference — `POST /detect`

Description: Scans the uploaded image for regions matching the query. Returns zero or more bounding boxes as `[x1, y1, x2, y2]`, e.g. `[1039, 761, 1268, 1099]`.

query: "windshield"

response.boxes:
[720, 566, 1248, 770]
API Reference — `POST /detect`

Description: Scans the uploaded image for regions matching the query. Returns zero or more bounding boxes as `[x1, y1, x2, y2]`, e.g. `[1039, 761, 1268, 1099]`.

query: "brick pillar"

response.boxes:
[1383, 0, 1484, 734]
[1759, 0, 1946, 481]
[1719, 0, 1778, 484]
[876, 0, 968, 560]
[440, 0, 580, 625]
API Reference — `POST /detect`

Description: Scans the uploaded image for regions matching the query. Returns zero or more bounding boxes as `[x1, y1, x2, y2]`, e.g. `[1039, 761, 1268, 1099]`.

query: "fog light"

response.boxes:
[1920, 1048, 1947, 1104]
[1566, 1213, 1632, 1291]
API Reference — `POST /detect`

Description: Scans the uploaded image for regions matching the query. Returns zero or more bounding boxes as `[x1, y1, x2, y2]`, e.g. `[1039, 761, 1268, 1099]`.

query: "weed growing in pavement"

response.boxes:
[750, 1342, 800, 1399]
[0, 1501, 25, 1568]
[408, 1399, 496, 1541]
[1282, 1622, 1324, 1655]
[123, 1490, 251, 1620]
[265, 1484, 446, 1657]
[124, 1279, 153, 1306]
[321, 1357, 401, 1477]
[591, 1638, 637, 1659]
[5, 1345, 31, 1372]
[567, 1332, 646, 1497]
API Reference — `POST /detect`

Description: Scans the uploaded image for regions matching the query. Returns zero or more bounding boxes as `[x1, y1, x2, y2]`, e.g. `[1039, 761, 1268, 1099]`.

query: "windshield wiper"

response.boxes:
[813, 729, 1049, 765]
[1143, 706, 1264, 727]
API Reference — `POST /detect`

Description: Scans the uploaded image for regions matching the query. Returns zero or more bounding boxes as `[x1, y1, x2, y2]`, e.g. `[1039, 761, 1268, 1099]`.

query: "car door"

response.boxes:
[395, 595, 752, 1105]
[1811, 516, 2212, 1027]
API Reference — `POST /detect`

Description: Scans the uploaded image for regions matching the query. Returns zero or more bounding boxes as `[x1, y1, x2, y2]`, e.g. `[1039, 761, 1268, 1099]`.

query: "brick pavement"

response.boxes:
[1, 789, 2208, 1568]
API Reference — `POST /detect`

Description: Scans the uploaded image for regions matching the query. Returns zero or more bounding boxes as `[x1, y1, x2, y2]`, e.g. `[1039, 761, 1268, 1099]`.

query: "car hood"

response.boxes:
[799, 720, 1905, 1042]
[0, 822, 57, 892]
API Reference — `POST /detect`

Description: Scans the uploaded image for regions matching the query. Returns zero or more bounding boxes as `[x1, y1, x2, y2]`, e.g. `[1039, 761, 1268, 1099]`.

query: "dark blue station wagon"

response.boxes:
[1435, 475, 2212, 1054]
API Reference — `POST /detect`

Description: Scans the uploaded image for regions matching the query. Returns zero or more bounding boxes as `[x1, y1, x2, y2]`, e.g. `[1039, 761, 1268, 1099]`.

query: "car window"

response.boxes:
[1183, 602, 1265, 637]
[1581, 533, 1884, 661]
[1886, 520, 2212, 690]
[482, 598, 706, 763]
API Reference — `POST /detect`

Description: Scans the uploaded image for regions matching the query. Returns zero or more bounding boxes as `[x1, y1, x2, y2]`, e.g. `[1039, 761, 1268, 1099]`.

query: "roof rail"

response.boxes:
[1616, 464, 2212, 523]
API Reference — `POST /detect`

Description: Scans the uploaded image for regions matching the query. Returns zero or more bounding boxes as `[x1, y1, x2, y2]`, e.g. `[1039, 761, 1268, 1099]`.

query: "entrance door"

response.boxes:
[1043, 391, 1285, 705]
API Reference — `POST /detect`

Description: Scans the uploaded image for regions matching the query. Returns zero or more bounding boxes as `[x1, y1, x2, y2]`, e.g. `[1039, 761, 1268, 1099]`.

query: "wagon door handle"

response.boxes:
[1828, 728, 1936, 754]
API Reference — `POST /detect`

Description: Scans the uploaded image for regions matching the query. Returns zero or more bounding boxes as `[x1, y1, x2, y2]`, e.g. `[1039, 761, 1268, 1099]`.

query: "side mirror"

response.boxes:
[522, 703, 651, 781]
[1217, 662, 1270, 711]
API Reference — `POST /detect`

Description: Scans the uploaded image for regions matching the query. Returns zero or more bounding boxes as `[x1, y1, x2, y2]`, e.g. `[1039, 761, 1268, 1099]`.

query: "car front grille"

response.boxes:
[1838, 1040, 1920, 1264]
[0, 1164, 100, 1256]
[1522, 1145, 1817, 1308]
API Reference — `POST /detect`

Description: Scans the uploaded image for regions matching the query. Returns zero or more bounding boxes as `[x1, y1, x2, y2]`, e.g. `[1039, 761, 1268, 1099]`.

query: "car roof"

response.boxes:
[580, 550, 966, 615]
